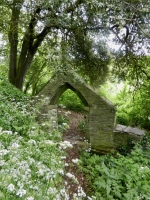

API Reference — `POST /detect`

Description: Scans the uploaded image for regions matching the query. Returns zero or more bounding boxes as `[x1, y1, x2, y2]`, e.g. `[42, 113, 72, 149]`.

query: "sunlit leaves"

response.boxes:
[81, 144, 150, 199]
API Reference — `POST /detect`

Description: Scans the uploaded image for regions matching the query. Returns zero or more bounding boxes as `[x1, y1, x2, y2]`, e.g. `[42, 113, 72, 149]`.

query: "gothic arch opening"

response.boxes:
[49, 83, 89, 107]
[56, 85, 89, 143]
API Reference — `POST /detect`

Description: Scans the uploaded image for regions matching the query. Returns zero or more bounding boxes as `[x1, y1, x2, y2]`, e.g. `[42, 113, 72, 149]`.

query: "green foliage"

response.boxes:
[58, 115, 69, 125]
[58, 89, 84, 112]
[58, 114, 70, 133]
[100, 79, 150, 130]
[0, 75, 90, 199]
[0, 78, 34, 135]
[78, 121, 86, 133]
[113, 54, 150, 88]
[115, 81, 150, 130]
[80, 144, 150, 199]
[2, 0, 150, 90]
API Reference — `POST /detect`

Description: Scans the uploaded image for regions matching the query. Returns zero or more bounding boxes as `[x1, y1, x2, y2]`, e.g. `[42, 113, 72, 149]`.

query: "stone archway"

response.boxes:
[38, 71, 144, 152]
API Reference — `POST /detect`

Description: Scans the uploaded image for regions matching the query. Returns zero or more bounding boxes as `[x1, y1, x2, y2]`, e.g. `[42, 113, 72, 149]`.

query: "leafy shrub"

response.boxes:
[115, 82, 150, 130]
[100, 80, 150, 130]
[80, 144, 150, 199]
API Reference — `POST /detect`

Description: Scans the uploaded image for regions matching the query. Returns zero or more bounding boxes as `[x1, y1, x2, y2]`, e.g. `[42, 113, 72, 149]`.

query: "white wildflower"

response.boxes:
[28, 139, 36, 145]
[28, 157, 35, 165]
[139, 166, 149, 171]
[45, 171, 56, 180]
[60, 188, 69, 199]
[11, 142, 20, 148]
[0, 149, 9, 156]
[61, 156, 66, 159]
[87, 196, 96, 200]
[37, 168, 44, 176]
[44, 140, 55, 145]
[59, 141, 73, 149]
[58, 169, 64, 175]
[0, 142, 4, 148]
[17, 181, 24, 188]
[47, 187, 58, 195]
[72, 158, 79, 164]
[29, 185, 39, 190]
[25, 197, 34, 200]
[66, 172, 75, 179]
[44, 96, 49, 100]
[7, 184, 15, 192]
[77, 186, 86, 197]
[2, 130, 12, 134]
[16, 188, 26, 197]
[0, 160, 5, 166]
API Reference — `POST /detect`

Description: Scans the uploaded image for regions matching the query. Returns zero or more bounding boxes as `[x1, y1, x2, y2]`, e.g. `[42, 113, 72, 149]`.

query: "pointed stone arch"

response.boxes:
[49, 82, 89, 106]
[38, 71, 144, 152]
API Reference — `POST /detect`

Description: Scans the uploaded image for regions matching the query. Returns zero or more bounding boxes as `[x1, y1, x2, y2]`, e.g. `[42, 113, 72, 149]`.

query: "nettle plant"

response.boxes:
[80, 144, 150, 200]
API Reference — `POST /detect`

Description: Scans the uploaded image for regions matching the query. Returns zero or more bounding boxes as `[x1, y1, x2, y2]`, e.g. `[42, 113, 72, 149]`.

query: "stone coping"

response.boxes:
[115, 124, 145, 136]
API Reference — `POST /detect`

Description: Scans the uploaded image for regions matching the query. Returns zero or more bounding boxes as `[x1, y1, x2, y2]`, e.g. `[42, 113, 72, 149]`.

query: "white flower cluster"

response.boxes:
[66, 172, 78, 183]
[16, 188, 27, 197]
[28, 139, 37, 145]
[66, 172, 75, 179]
[0, 127, 67, 199]
[59, 141, 73, 149]
[0, 95, 95, 200]
[139, 166, 149, 171]
[7, 183, 15, 192]
[0, 149, 10, 156]
[77, 186, 86, 197]
[72, 158, 79, 164]
[36, 162, 56, 180]
[43, 140, 56, 145]
[72, 185, 86, 199]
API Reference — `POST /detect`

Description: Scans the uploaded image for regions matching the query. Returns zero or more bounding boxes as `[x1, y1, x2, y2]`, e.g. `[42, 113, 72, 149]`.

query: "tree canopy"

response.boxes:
[0, 0, 150, 91]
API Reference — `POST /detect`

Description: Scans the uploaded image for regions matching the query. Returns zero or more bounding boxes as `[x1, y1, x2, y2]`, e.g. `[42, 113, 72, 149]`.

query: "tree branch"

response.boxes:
[136, 20, 150, 39]
[140, 69, 150, 80]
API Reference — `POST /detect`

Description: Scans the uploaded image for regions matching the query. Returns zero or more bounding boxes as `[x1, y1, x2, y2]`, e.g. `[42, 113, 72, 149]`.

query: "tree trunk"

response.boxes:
[8, 1, 62, 91]
[15, 52, 34, 90]
[8, 0, 21, 86]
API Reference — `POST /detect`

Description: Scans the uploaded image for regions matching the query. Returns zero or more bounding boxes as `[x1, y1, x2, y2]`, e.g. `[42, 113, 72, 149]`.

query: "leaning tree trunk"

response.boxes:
[8, 0, 21, 87]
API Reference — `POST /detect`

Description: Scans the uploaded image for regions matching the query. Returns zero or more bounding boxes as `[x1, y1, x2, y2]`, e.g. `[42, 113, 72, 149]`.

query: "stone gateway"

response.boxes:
[38, 71, 144, 153]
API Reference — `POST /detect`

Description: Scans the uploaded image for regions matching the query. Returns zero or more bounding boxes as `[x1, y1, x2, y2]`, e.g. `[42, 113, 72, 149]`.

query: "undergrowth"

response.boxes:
[80, 143, 150, 200]
[1, 77, 150, 200]
[0, 78, 91, 199]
